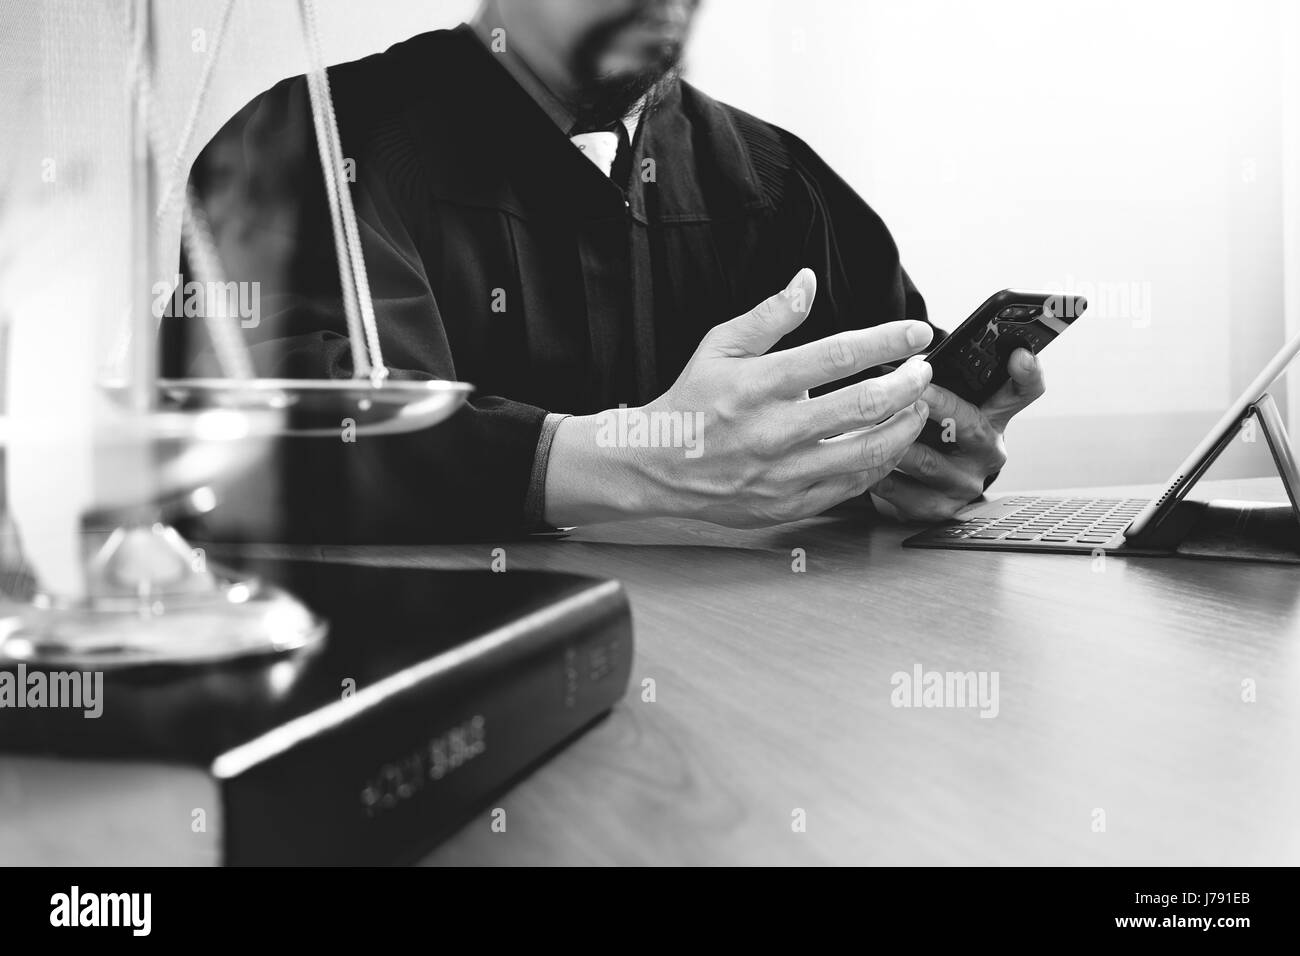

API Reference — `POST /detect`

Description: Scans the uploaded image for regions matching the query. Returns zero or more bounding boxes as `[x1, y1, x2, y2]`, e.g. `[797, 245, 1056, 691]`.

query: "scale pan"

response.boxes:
[157, 378, 473, 436]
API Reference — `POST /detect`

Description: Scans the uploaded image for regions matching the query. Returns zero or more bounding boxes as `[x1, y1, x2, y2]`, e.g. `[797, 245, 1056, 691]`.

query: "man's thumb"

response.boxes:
[702, 268, 817, 357]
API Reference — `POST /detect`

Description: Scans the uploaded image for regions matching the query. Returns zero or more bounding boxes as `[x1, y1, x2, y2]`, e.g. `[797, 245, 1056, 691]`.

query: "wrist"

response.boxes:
[542, 410, 667, 526]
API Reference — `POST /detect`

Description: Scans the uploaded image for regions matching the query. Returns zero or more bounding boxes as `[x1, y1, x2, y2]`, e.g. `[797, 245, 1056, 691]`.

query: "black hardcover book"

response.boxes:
[0, 561, 633, 865]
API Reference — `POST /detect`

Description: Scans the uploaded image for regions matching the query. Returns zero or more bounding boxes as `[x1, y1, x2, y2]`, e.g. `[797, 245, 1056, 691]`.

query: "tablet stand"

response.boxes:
[1157, 391, 1300, 561]
[1245, 393, 1300, 526]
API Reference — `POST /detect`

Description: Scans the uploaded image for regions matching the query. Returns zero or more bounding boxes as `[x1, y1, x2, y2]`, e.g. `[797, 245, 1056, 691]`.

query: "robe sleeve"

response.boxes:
[160, 76, 552, 544]
[732, 114, 947, 372]
[758, 132, 1006, 492]
[728, 112, 955, 511]
[770, 133, 1008, 494]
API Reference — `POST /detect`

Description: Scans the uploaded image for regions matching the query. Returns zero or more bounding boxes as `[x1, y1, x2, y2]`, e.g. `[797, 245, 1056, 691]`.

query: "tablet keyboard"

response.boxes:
[918, 496, 1149, 546]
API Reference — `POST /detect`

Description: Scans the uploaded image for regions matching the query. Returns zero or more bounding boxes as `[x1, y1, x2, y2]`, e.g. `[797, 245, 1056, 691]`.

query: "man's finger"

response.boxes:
[984, 348, 1046, 429]
[786, 360, 931, 438]
[763, 320, 933, 396]
[872, 472, 969, 524]
[894, 443, 985, 501]
[1006, 348, 1045, 396]
[701, 268, 817, 358]
[802, 470, 879, 516]
[920, 381, 988, 449]
[789, 399, 928, 484]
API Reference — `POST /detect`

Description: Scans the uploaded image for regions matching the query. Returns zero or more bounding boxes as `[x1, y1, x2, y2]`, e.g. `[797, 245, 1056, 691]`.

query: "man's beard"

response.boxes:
[570, 62, 682, 130]
[568, 14, 686, 129]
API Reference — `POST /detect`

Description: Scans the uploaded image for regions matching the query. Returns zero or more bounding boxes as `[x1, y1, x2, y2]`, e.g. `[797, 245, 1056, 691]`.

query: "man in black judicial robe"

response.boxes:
[163, 0, 1045, 543]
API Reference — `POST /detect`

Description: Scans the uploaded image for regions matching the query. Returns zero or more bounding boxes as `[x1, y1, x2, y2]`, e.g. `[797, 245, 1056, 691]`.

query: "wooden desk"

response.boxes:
[250, 476, 1298, 865]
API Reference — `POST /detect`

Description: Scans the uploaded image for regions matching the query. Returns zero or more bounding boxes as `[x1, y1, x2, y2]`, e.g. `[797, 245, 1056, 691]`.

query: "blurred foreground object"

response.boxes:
[0, 0, 469, 667]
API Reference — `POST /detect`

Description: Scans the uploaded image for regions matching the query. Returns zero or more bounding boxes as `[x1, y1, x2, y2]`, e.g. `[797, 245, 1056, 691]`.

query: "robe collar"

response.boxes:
[467, 10, 642, 143]
[388, 25, 765, 225]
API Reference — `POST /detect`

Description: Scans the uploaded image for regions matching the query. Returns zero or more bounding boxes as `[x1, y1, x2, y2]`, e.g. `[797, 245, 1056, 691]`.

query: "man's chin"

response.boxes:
[596, 37, 684, 78]
[573, 63, 682, 129]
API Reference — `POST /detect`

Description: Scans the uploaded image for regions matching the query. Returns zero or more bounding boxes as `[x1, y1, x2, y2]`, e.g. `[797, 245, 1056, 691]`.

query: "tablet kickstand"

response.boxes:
[1249, 393, 1300, 529]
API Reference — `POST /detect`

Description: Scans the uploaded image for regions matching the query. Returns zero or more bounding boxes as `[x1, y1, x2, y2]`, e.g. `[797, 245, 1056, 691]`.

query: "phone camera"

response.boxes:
[997, 305, 1040, 322]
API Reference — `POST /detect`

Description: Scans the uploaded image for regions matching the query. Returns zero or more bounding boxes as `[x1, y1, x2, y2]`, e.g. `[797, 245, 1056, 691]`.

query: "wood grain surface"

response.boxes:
[235, 477, 1300, 865]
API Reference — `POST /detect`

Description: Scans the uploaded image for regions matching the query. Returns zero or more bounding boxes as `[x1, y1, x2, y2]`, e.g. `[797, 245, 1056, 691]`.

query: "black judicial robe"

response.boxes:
[162, 24, 941, 543]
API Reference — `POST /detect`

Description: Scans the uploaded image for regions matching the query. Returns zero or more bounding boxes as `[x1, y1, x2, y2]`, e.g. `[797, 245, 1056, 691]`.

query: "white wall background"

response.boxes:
[686, 0, 1298, 489]
[5, 0, 1300, 521]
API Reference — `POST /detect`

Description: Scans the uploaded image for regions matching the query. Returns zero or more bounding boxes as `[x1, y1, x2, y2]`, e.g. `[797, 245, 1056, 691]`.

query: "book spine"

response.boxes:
[217, 582, 632, 865]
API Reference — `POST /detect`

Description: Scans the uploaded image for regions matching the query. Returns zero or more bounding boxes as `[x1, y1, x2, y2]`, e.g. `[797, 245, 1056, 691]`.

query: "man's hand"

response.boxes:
[872, 349, 1046, 522]
[544, 268, 935, 528]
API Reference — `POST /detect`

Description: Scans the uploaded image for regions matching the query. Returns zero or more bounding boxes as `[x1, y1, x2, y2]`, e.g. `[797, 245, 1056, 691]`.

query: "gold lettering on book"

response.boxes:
[359, 714, 487, 819]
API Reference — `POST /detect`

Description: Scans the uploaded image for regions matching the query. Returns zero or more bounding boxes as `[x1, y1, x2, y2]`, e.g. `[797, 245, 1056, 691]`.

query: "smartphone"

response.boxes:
[924, 289, 1087, 406]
